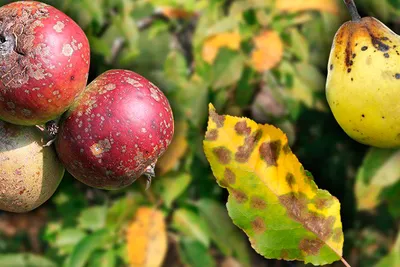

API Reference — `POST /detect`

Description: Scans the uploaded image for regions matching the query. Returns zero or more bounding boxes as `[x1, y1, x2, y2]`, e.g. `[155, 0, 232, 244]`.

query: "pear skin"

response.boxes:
[326, 16, 400, 148]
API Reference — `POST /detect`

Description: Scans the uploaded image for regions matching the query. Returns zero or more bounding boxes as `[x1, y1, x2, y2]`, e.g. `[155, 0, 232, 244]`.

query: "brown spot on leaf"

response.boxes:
[251, 217, 266, 233]
[231, 189, 248, 203]
[259, 140, 281, 166]
[286, 173, 295, 187]
[332, 228, 343, 243]
[282, 143, 291, 154]
[279, 193, 335, 241]
[210, 109, 225, 128]
[235, 129, 263, 163]
[212, 147, 231, 164]
[234, 121, 251, 135]
[299, 238, 324, 255]
[205, 129, 218, 141]
[224, 168, 236, 184]
[315, 198, 333, 210]
[251, 196, 267, 209]
[280, 249, 289, 259]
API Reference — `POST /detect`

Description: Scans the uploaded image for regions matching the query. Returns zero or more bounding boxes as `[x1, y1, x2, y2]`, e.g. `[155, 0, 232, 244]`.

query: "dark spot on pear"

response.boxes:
[329, 64, 333, 70]
[395, 73, 400, 79]
[361, 46, 368, 51]
[384, 53, 389, 58]
[347, 68, 351, 73]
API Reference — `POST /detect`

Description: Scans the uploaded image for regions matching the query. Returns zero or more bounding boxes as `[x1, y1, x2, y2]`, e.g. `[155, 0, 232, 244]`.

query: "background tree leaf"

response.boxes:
[355, 148, 400, 210]
[126, 207, 168, 267]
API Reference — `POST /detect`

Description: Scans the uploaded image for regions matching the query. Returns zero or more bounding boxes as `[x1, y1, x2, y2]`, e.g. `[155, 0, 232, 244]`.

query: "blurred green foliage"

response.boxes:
[0, 0, 399, 266]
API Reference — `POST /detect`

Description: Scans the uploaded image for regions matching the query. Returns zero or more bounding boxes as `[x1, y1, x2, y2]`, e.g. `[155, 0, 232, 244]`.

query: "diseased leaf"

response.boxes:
[251, 31, 283, 72]
[355, 148, 400, 211]
[126, 207, 168, 267]
[201, 32, 241, 64]
[275, 0, 339, 15]
[203, 104, 343, 265]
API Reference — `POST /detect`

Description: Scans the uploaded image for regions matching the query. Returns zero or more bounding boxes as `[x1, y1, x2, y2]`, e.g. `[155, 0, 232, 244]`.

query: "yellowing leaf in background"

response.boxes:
[251, 31, 283, 72]
[355, 148, 400, 211]
[127, 207, 167, 267]
[203, 104, 344, 266]
[157, 121, 188, 175]
[276, 0, 339, 15]
[202, 32, 241, 64]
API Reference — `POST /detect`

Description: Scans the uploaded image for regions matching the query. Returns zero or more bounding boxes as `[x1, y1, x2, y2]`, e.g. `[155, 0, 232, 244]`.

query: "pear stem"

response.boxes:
[343, 0, 361, 21]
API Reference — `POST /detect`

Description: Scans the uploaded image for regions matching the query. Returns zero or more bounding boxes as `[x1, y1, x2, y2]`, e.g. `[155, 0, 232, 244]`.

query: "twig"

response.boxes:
[341, 257, 352, 267]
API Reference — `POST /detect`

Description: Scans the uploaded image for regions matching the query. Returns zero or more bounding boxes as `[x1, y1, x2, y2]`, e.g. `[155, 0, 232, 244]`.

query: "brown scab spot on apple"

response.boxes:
[90, 138, 111, 157]
[235, 129, 262, 163]
[205, 129, 218, 141]
[259, 140, 281, 166]
[251, 196, 267, 209]
[234, 120, 251, 135]
[299, 238, 324, 256]
[212, 146, 231, 164]
[231, 189, 248, 203]
[251, 217, 266, 234]
[224, 168, 236, 184]
[210, 109, 225, 128]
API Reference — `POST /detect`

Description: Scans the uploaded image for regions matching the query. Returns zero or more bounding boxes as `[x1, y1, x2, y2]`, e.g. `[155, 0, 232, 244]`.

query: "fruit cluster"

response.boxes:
[0, 1, 174, 213]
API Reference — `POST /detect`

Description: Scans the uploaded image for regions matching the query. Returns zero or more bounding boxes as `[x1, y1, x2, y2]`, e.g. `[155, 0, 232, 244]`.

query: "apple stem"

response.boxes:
[343, 0, 361, 21]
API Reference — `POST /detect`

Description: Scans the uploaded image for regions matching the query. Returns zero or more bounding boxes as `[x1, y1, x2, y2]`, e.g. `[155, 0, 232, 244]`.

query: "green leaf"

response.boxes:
[355, 148, 400, 210]
[66, 229, 111, 267]
[0, 254, 57, 267]
[178, 238, 216, 267]
[54, 228, 87, 255]
[154, 173, 192, 208]
[294, 62, 325, 92]
[78, 206, 107, 231]
[172, 208, 211, 247]
[203, 105, 344, 265]
[164, 50, 189, 85]
[375, 232, 400, 267]
[106, 194, 140, 229]
[212, 49, 245, 89]
[197, 199, 251, 267]
[289, 29, 309, 62]
[89, 250, 117, 267]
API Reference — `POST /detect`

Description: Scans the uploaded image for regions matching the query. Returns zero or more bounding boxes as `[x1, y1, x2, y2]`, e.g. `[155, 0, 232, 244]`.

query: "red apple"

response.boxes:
[0, 1, 90, 125]
[56, 70, 174, 190]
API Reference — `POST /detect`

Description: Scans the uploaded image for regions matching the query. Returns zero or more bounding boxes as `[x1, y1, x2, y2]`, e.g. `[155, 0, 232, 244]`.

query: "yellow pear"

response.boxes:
[326, 0, 400, 148]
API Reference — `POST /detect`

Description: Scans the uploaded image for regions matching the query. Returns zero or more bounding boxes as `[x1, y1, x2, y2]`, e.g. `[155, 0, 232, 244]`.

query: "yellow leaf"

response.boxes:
[251, 31, 283, 72]
[203, 104, 343, 265]
[157, 120, 188, 175]
[276, 0, 339, 15]
[127, 207, 167, 267]
[202, 32, 241, 64]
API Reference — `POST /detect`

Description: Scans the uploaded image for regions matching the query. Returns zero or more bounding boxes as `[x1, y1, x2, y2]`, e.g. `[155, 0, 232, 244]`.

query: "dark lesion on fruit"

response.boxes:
[395, 73, 400, 79]
[365, 27, 390, 52]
